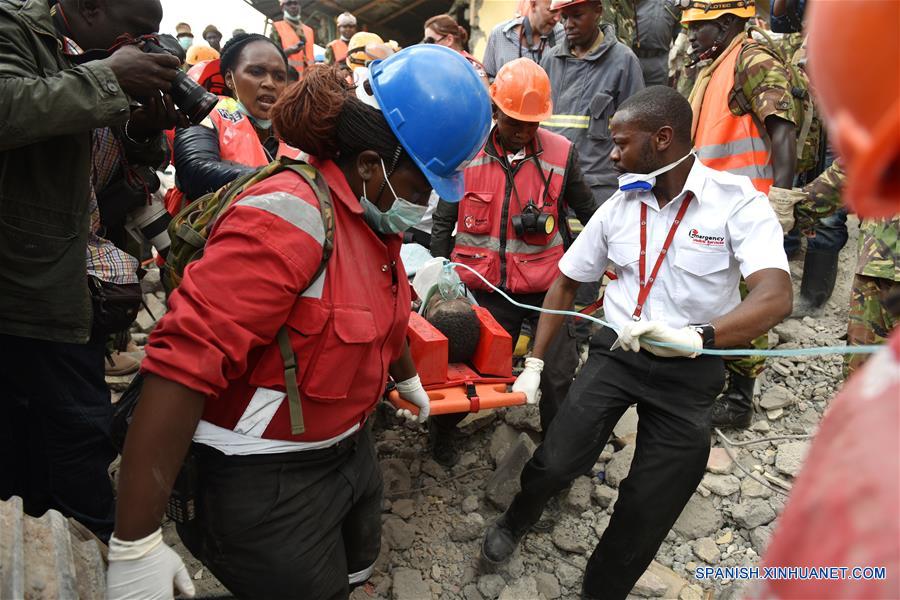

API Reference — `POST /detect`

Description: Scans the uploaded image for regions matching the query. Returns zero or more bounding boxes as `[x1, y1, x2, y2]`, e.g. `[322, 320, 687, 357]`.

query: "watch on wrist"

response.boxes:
[690, 323, 716, 349]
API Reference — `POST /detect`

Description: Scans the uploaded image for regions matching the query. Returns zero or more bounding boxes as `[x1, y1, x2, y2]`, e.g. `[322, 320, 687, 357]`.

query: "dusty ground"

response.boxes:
[121, 218, 861, 600]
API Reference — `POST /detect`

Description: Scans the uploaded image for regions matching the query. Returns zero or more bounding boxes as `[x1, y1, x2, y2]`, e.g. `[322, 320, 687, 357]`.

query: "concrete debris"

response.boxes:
[485, 434, 536, 510]
[477, 574, 506, 599]
[498, 576, 543, 600]
[759, 385, 794, 410]
[382, 517, 416, 551]
[564, 476, 593, 513]
[693, 537, 720, 564]
[673, 495, 724, 539]
[731, 499, 777, 529]
[551, 522, 592, 554]
[632, 569, 668, 597]
[0, 496, 107, 600]
[449, 513, 485, 543]
[503, 405, 542, 432]
[701, 473, 740, 497]
[392, 568, 431, 600]
[706, 447, 734, 474]
[534, 572, 561, 600]
[591, 484, 617, 509]
[605, 444, 636, 487]
[775, 441, 810, 477]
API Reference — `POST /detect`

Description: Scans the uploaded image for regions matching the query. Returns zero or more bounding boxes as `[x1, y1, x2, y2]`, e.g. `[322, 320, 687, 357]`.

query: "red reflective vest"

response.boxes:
[694, 39, 775, 194]
[451, 128, 570, 294]
[274, 20, 316, 76]
[165, 98, 299, 215]
[144, 159, 411, 443]
[327, 39, 348, 64]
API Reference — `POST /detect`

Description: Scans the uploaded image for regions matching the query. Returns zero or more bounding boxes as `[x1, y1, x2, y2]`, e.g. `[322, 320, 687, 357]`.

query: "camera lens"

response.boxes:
[169, 72, 219, 125]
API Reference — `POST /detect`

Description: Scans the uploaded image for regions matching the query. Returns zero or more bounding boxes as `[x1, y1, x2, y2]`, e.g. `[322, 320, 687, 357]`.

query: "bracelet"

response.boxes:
[123, 119, 151, 144]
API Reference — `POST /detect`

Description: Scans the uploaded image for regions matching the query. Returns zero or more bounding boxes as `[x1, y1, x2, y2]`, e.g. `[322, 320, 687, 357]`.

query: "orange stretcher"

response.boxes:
[386, 308, 527, 415]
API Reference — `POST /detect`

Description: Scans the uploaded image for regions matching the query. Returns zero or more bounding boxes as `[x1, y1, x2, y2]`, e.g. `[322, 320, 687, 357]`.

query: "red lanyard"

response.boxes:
[632, 192, 694, 320]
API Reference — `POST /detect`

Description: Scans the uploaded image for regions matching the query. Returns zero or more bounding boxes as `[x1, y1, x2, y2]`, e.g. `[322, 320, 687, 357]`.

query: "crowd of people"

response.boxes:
[0, 0, 896, 598]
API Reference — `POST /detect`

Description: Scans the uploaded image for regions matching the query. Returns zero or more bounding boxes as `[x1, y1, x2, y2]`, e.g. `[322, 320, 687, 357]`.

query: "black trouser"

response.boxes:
[505, 328, 726, 600]
[178, 426, 383, 600]
[0, 333, 116, 541]
[434, 289, 579, 435]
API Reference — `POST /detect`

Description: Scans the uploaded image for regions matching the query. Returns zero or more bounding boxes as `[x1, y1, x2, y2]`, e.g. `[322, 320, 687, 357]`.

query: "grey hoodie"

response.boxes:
[541, 24, 644, 204]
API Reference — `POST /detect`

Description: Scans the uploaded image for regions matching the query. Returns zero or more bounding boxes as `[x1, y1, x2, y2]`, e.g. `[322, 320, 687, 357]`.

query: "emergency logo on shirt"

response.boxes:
[217, 108, 243, 124]
[464, 215, 488, 230]
[689, 229, 726, 247]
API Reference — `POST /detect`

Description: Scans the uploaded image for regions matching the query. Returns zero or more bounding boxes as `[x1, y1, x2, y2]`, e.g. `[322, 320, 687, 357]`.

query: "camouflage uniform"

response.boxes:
[670, 30, 700, 99]
[602, 0, 637, 47]
[795, 160, 845, 235]
[724, 34, 799, 380]
[846, 217, 900, 374]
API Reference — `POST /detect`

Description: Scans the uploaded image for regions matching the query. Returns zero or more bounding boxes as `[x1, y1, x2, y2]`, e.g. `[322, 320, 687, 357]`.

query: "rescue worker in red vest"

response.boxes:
[430, 59, 596, 465]
[684, 0, 799, 429]
[326, 12, 357, 67]
[105, 47, 491, 599]
[270, 0, 316, 78]
[173, 34, 296, 206]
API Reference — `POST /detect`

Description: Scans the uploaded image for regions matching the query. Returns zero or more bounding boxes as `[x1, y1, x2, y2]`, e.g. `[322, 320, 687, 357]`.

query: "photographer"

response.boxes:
[0, 0, 181, 542]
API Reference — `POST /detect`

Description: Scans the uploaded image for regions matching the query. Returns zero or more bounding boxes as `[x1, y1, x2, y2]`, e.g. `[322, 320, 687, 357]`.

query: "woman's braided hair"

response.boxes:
[271, 64, 402, 164]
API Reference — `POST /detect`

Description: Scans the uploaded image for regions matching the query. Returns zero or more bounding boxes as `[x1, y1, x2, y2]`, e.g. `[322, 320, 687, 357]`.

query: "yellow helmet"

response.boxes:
[680, 0, 755, 24]
[346, 32, 392, 71]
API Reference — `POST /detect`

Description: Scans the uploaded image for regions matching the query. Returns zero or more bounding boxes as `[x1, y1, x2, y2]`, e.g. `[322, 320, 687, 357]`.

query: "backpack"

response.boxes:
[730, 27, 819, 176]
[111, 157, 334, 449]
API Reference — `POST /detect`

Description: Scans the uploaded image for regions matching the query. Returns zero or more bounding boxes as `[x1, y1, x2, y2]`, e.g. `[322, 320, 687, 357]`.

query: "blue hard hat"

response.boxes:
[368, 45, 491, 202]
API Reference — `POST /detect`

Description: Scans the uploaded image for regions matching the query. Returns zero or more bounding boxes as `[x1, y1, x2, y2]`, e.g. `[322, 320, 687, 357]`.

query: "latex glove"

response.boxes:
[107, 528, 195, 600]
[512, 357, 544, 405]
[768, 186, 807, 234]
[612, 320, 702, 358]
[395, 375, 431, 423]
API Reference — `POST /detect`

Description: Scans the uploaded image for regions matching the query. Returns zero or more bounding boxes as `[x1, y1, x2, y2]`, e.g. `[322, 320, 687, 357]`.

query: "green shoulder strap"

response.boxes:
[273, 161, 335, 436]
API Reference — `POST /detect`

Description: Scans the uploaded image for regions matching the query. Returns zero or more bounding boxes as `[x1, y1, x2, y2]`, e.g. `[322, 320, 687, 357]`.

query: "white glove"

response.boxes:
[768, 186, 807, 234]
[611, 320, 703, 358]
[107, 528, 195, 600]
[395, 375, 431, 423]
[512, 357, 544, 405]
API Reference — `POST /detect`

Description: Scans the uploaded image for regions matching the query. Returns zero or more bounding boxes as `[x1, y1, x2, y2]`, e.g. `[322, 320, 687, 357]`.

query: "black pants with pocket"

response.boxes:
[0, 333, 116, 541]
[505, 327, 726, 600]
[434, 289, 579, 435]
[178, 425, 383, 600]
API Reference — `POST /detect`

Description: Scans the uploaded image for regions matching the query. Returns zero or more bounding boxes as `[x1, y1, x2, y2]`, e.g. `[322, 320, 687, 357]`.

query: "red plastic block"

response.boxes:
[407, 312, 448, 386]
[471, 305, 513, 377]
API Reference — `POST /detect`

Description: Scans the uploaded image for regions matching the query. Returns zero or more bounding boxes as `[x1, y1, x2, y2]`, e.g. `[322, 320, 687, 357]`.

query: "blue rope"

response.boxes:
[447, 262, 882, 358]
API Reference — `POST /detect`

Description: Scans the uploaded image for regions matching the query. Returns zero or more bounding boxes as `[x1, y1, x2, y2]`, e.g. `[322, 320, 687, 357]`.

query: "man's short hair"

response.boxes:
[425, 298, 482, 363]
[616, 85, 693, 145]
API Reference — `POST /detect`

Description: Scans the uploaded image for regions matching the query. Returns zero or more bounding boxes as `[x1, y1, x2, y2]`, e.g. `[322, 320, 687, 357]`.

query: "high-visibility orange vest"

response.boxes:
[274, 20, 315, 76]
[694, 40, 774, 194]
[451, 128, 569, 295]
[326, 39, 348, 64]
[166, 97, 300, 214]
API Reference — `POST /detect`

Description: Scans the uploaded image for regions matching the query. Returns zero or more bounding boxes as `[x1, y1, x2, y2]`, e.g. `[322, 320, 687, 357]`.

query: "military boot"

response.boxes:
[792, 249, 840, 318]
[711, 373, 756, 429]
[481, 513, 528, 566]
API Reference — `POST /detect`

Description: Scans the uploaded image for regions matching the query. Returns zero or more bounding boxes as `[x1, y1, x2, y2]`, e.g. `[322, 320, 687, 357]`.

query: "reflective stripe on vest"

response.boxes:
[541, 114, 591, 129]
[693, 40, 775, 194]
[274, 20, 315, 73]
[451, 128, 570, 295]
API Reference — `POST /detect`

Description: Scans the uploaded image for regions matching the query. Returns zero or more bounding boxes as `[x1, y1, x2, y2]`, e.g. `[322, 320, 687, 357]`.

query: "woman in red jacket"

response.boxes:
[106, 46, 491, 600]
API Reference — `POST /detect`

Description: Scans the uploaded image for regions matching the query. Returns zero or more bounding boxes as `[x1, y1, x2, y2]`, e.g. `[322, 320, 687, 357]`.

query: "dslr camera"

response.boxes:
[141, 38, 218, 124]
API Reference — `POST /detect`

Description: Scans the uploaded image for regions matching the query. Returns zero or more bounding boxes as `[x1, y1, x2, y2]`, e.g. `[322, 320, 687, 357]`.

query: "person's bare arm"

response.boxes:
[532, 273, 582, 359]
[389, 340, 417, 382]
[114, 376, 205, 540]
[710, 268, 792, 347]
[766, 115, 798, 190]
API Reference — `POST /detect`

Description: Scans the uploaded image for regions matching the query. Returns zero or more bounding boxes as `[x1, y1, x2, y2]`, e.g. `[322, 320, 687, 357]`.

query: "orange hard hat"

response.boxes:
[807, 0, 900, 218]
[185, 45, 220, 66]
[550, 0, 601, 11]
[489, 58, 553, 122]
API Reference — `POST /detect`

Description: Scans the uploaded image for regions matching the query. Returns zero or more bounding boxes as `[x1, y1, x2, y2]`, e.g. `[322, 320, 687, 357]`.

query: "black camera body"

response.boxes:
[142, 39, 218, 124]
[512, 201, 555, 237]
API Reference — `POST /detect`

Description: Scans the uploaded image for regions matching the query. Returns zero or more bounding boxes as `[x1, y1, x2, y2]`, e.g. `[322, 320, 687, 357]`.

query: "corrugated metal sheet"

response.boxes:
[243, 0, 459, 47]
[0, 497, 107, 599]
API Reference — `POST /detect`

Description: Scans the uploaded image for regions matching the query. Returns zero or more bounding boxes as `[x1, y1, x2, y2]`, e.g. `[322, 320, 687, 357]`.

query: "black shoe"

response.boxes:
[792, 249, 840, 317]
[711, 374, 755, 429]
[481, 514, 526, 565]
[429, 425, 459, 467]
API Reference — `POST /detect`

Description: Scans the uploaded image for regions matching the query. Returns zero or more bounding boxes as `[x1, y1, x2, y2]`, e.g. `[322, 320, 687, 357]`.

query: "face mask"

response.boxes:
[178, 36, 193, 50]
[283, 10, 300, 23]
[232, 85, 273, 130]
[617, 151, 695, 192]
[360, 159, 428, 234]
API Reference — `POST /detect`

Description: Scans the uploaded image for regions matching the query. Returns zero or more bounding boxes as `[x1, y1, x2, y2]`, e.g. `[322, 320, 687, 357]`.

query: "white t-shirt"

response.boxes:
[559, 159, 789, 331]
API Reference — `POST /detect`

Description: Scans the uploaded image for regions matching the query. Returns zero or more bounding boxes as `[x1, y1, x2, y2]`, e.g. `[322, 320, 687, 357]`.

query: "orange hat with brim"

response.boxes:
[550, 0, 601, 11]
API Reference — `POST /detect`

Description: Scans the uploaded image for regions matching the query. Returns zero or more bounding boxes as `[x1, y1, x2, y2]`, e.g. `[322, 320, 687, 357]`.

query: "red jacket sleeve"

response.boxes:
[143, 188, 325, 397]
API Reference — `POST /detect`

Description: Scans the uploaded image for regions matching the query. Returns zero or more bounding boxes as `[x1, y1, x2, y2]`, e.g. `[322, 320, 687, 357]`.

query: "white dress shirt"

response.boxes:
[559, 158, 789, 331]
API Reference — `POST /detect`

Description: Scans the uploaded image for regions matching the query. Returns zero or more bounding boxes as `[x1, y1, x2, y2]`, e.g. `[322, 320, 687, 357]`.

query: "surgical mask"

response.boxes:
[178, 36, 193, 51]
[617, 151, 695, 192]
[283, 10, 300, 23]
[360, 159, 428, 234]
[232, 86, 272, 130]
